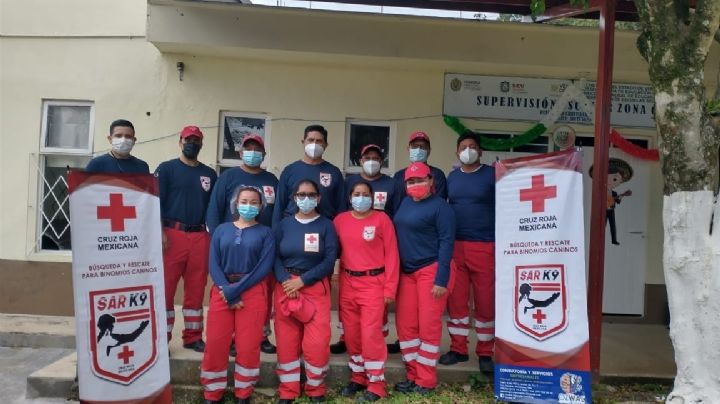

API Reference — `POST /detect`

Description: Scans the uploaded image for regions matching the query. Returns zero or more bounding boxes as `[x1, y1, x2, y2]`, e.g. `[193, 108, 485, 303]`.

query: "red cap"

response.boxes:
[360, 144, 383, 157]
[404, 162, 431, 181]
[409, 131, 430, 144]
[280, 294, 316, 323]
[241, 133, 265, 149]
[180, 125, 203, 139]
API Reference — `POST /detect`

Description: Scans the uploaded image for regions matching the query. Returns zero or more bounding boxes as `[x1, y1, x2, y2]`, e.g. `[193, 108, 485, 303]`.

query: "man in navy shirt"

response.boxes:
[439, 132, 496, 373]
[155, 125, 217, 352]
[393, 131, 447, 199]
[272, 124, 344, 224]
[206, 133, 279, 354]
[344, 144, 403, 218]
[85, 119, 149, 173]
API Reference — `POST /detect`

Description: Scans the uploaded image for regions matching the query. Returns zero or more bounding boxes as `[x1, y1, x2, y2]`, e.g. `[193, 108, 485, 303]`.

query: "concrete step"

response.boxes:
[27, 345, 486, 399]
[26, 351, 77, 400]
[0, 313, 75, 349]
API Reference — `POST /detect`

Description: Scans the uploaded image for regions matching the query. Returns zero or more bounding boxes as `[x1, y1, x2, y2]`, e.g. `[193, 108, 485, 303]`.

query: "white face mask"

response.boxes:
[304, 143, 325, 159]
[459, 147, 479, 165]
[111, 137, 134, 154]
[362, 160, 381, 176]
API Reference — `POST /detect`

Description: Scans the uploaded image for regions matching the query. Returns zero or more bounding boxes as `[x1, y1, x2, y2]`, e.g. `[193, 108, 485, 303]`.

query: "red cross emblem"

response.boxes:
[97, 193, 136, 232]
[307, 234, 317, 243]
[117, 345, 135, 364]
[519, 175, 557, 213]
[532, 309, 547, 324]
[375, 192, 386, 202]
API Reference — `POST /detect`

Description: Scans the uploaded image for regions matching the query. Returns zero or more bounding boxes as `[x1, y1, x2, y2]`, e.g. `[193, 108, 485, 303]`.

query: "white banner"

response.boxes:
[444, 73, 655, 128]
[69, 172, 171, 403]
[494, 149, 591, 403]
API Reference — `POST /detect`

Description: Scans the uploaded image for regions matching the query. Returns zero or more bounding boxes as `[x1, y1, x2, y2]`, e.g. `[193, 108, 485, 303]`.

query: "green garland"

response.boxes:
[443, 115, 547, 151]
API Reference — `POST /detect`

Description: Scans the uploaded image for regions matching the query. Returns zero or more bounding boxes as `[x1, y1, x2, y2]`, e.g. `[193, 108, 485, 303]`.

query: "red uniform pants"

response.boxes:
[274, 277, 331, 400]
[446, 241, 495, 356]
[162, 228, 209, 344]
[336, 297, 389, 342]
[396, 262, 455, 389]
[200, 282, 267, 400]
[340, 272, 388, 397]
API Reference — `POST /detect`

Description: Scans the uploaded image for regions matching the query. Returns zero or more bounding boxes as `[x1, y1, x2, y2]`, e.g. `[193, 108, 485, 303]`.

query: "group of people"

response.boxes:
[85, 119, 496, 404]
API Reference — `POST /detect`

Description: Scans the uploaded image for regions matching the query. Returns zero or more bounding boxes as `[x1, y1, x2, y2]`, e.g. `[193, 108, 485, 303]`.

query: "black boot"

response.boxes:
[340, 381, 367, 397]
[330, 340, 347, 354]
[260, 338, 277, 354]
[386, 339, 400, 354]
[183, 339, 206, 353]
[438, 350, 469, 365]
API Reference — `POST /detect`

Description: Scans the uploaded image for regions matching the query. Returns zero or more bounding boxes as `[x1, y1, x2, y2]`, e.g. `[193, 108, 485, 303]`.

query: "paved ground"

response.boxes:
[0, 347, 76, 404]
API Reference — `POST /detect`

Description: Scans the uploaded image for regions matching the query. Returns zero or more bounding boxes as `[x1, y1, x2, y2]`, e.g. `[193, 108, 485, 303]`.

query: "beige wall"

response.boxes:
[3, 0, 708, 286]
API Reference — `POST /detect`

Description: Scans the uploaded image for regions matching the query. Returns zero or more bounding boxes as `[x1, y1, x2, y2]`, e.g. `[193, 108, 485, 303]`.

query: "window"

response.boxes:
[344, 120, 395, 174]
[217, 111, 269, 167]
[37, 100, 94, 251]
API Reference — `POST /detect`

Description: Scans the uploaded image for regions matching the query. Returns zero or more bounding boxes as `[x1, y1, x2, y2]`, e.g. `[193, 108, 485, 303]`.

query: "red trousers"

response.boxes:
[162, 228, 209, 344]
[274, 277, 331, 400]
[337, 303, 390, 341]
[200, 282, 267, 400]
[339, 272, 388, 397]
[446, 241, 495, 356]
[396, 262, 455, 389]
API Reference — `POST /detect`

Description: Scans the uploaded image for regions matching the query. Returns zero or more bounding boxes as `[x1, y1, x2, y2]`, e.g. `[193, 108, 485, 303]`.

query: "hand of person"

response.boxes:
[282, 277, 305, 295]
[162, 231, 169, 251]
[384, 297, 394, 305]
[218, 287, 228, 303]
[431, 285, 448, 299]
[230, 301, 244, 310]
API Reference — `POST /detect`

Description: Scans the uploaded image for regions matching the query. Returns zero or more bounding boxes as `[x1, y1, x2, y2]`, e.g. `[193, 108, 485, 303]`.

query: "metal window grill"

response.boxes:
[29, 153, 74, 251]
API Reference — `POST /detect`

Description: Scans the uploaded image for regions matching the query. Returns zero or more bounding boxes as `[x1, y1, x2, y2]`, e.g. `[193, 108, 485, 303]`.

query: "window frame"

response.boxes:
[343, 119, 396, 175]
[39, 100, 95, 155]
[217, 111, 271, 167]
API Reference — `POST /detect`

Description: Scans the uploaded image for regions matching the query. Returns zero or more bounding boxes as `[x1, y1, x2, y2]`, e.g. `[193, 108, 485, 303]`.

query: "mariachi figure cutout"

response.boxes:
[589, 158, 633, 245]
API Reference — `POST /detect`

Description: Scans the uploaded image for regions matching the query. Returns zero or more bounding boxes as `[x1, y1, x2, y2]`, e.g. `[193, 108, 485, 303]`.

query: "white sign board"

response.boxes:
[444, 73, 656, 128]
[69, 172, 171, 403]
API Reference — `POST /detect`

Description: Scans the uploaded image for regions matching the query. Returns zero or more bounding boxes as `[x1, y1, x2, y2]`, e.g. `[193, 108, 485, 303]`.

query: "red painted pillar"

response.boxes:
[588, 0, 616, 381]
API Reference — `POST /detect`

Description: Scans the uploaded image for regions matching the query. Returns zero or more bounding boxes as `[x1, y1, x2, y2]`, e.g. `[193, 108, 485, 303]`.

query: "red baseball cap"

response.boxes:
[241, 133, 265, 149]
[180, 125, 203, 139]
[408, 131, 430, 144]
[360, 144, 383, 157]
[280, 294, 316, 323]
[404, 162, 432, 181]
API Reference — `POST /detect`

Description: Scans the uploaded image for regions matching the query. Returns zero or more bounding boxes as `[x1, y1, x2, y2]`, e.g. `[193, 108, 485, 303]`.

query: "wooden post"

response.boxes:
[587, 0, 616, 382]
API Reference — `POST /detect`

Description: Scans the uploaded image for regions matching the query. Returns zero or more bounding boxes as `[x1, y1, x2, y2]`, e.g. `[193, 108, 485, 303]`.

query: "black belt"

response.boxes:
[226, 274, 245, 282]
[286, 268, 305, 276]
[162, 219, 205, 232]
[344, 268, 385, 277]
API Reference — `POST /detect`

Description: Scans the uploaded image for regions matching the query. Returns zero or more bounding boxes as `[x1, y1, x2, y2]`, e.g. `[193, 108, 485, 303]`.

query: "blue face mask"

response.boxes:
[237, 204, 260, 221]
[409, 147, 428, 163]
[351, 196, 373, 213]
[295, 197, 318, 214]
[242, 150, 264, 167]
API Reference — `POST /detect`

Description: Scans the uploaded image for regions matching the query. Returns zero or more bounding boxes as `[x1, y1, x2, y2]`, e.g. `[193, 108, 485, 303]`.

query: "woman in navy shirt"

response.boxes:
[200, 186, 275, 404]
[393, 162, 456, 395]
[273, 179, 338, 404]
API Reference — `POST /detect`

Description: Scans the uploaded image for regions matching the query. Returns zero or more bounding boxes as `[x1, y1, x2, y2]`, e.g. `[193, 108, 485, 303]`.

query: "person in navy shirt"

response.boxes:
[155, 125, 217, 352]
[332, 144, 404, 355]
[393, 162, 456, 395]
[344, 144, 403, 218]
[206, 133, 279, 355]
[207, 134, 278, 233]
[393, 131, 447, 199]
[85, 119, 149, 173]
[200, 186, 275, 404]
[273, 125, 344, 225]
[273, 179, 339, 403]
[440, 132, 497, 373]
